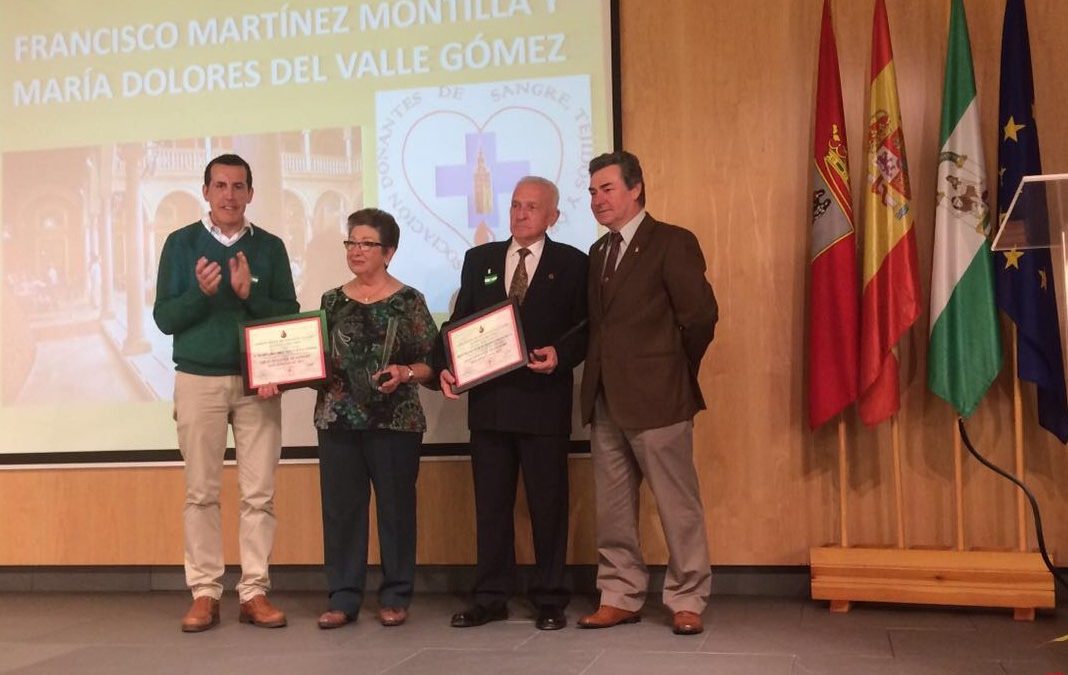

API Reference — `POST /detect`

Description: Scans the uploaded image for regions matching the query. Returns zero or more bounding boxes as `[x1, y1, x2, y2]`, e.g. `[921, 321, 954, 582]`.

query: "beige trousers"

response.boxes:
[175, 372, 282, 602]
[590, 395, 711, 614]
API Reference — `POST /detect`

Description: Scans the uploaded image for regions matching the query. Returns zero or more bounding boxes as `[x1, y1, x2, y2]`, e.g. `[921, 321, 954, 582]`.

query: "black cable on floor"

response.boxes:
[957, 417, 1068, 593]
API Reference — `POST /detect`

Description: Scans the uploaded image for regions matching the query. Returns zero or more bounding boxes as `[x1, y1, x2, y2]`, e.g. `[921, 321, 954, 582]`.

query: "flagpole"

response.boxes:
[837, 417, 849, 547]
[1011, 327, 1027, 552]
[953, 420, 965, 551]
[891, 414, 905, 548]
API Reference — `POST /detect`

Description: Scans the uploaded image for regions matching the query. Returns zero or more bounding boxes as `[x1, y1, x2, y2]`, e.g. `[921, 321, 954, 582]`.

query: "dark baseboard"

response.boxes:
[0, 564, 807, 596]
[1, 565, 1063, 608]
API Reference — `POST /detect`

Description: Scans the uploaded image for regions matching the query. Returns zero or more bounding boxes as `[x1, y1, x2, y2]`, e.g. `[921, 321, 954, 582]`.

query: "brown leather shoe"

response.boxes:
[577, 605, 641, 629]
[317, 609, 353, 629]
[239, 594, 287, 628]
[378, 607, 408, 627]
[672, 610, 704, 635]
[181, 596, 220, 633]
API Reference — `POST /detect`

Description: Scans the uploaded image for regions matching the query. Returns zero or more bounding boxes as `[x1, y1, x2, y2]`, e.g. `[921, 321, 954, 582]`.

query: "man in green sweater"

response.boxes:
[154, 154, 299, 633]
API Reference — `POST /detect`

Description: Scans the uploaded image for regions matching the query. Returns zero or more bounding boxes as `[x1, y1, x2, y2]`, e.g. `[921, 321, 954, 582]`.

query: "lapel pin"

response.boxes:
[548, 272, 555, 280]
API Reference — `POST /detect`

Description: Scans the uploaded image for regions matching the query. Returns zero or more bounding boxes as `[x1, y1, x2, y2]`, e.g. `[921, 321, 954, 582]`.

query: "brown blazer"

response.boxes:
[581, 214, 718, 429]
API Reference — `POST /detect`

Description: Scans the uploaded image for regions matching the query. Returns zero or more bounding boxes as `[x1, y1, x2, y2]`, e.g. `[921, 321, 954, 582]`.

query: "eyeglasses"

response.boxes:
[343, 240, 384, 252]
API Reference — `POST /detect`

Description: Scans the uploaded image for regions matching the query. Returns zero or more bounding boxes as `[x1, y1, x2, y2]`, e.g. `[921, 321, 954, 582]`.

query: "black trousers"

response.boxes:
[469, 430, 571, 610]
[317, 428, 421, 615]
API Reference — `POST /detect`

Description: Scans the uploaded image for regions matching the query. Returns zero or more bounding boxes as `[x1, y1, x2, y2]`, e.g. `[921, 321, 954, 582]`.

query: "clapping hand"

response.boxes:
[229, 251, 252, 300]
[195, 257, 222, 296]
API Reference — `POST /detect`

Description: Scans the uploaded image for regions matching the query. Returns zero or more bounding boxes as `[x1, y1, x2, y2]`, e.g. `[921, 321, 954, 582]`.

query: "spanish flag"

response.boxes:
[858, 0, 921, 426]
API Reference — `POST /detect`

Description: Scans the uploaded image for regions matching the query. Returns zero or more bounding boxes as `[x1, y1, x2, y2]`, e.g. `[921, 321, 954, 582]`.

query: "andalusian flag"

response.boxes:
[808, 0, 858, 429]
[858, 0, 921, 427]
[927, 0, 1002, 417]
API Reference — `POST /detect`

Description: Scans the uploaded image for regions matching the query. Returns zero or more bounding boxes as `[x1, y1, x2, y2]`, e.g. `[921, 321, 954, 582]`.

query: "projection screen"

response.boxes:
[0, 0, 620, 463]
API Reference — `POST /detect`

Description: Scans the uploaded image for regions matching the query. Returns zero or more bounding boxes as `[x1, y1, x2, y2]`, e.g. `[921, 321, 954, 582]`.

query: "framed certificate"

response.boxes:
[444, 298, 528, 393]
[238, 310, 329, 395]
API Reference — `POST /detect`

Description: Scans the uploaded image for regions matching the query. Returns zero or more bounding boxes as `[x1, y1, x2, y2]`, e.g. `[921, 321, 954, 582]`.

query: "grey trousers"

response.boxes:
[590, 395, 711, 614]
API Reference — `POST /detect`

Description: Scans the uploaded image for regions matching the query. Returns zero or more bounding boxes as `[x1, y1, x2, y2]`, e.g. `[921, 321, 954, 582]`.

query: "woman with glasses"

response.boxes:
[313, 208, 438, 629]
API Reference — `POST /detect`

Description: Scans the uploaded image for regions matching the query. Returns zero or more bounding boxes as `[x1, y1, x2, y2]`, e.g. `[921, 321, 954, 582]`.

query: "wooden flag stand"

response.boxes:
[811, 545, 1052, 619]
[809, 403, 1055, 620]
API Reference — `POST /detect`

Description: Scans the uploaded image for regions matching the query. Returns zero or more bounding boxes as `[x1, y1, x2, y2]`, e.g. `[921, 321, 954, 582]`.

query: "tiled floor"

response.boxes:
[0, 592, 1065, 674]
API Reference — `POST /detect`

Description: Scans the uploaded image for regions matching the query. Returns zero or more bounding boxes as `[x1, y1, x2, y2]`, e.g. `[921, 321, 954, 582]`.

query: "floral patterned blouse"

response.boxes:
[313, 285, 438, 432]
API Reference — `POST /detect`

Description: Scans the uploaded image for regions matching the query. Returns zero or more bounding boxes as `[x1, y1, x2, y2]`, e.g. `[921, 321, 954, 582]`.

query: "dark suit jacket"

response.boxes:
[581, 214, 718, 429]
[439, 237, 588, 436]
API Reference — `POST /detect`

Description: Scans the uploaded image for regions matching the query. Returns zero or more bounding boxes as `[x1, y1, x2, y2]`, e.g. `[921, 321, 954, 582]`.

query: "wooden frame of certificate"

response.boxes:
[238, 310, 329, 395]
[444, 298, 528, 394]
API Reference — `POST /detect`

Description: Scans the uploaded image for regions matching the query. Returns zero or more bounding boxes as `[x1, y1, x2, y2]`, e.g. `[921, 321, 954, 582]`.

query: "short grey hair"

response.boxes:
[515, 175, 560, 209]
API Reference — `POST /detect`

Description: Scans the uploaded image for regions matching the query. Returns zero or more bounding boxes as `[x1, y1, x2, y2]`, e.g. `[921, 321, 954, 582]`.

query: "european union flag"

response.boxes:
[995, 0, 1068, 443]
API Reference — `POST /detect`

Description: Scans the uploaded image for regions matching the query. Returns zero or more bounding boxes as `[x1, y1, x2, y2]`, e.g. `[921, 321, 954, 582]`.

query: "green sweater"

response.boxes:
[153, 221, 299, 376]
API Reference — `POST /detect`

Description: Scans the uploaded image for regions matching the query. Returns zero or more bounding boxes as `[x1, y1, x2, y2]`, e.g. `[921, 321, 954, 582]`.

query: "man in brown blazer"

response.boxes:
[577, 151, 718, 636]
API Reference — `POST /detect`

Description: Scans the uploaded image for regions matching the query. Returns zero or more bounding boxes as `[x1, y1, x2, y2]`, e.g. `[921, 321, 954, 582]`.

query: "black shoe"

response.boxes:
[535, 607, 566, 630]
[450, 604, 508, 628]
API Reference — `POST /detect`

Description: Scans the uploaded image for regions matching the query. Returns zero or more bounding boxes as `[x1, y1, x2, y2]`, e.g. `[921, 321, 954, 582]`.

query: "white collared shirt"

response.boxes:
[505, 236, 546, 291]
[604, 208, 646, 272]
[202, 215, 253, 247]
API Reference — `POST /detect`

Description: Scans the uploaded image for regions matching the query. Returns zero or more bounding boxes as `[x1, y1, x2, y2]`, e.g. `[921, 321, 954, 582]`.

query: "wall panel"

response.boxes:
[2, 0, 1067, 567]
